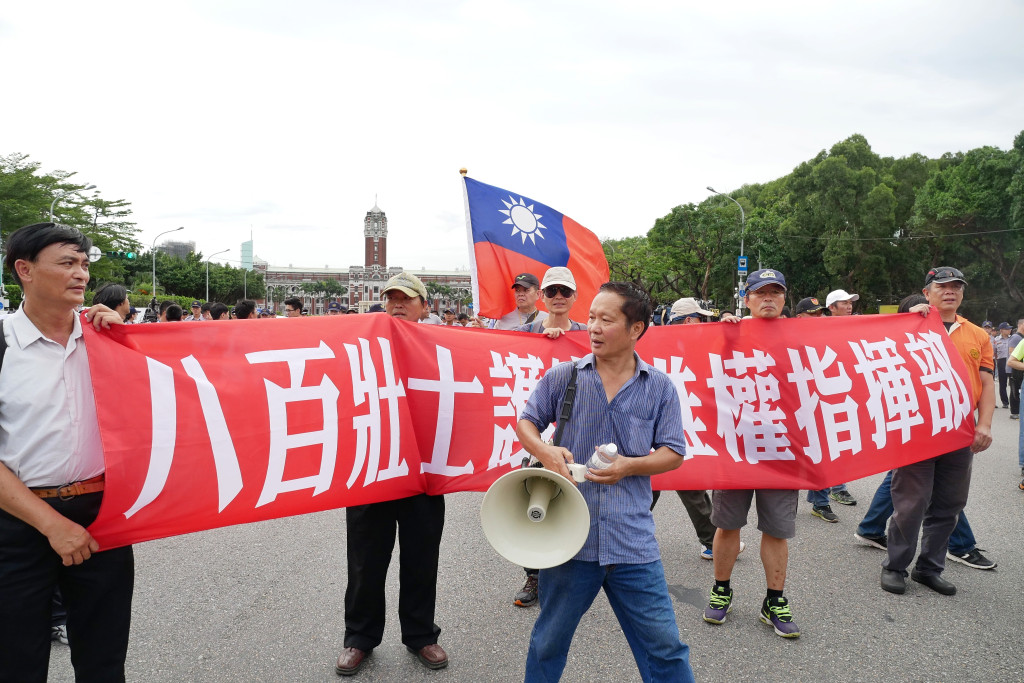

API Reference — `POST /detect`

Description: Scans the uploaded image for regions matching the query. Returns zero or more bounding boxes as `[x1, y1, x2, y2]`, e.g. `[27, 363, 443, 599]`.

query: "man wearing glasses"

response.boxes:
[283, 297, 303, 318]
[509, 267, 587, 609]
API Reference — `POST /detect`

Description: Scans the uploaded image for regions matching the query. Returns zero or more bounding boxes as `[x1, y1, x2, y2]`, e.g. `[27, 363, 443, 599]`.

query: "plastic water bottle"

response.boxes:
[587, 443, 618, 470]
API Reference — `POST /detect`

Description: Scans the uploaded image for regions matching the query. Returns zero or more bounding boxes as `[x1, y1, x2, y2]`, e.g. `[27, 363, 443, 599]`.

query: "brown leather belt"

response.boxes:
[31, 474, 105, 499]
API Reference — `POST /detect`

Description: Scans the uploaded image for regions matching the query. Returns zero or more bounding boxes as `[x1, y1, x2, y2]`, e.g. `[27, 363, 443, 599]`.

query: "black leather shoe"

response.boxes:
[335, 647, 371, 676]
[408, 643, 449, 670]
[911, 570, 956, 595]
[880, 569, 906, 594]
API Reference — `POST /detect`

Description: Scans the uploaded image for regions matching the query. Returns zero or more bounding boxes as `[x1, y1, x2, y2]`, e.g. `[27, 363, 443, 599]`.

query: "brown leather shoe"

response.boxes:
[335, 647, 370, 676]
[408, 643, 449, 670]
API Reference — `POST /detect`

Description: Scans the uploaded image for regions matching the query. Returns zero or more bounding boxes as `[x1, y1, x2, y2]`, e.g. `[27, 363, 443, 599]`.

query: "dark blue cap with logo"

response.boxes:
[746, 268, 787, 292]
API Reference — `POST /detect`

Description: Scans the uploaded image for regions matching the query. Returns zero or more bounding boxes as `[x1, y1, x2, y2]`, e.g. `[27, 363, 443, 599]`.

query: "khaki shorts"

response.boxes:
[711, 489, 799, 540]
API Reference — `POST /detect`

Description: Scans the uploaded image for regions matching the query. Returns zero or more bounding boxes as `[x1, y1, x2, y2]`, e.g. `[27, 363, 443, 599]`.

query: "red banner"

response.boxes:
[84, 313, 975, 549]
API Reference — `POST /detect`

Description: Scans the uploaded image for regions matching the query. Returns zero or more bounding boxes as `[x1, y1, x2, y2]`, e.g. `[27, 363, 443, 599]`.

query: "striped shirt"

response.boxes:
[521, 353, 686, 565]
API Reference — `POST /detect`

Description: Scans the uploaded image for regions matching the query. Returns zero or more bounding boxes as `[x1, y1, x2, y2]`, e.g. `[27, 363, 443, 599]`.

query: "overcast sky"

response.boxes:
[3, 1, 1022, 272]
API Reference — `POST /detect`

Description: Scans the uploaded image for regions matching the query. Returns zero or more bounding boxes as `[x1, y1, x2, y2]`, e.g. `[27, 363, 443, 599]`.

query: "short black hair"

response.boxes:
[210, 302, 229, 320]
[4, 223, 92, 285]
[598, 282, 653, 339]
[234, 299, 256, 319]
[92, 283, 128, 309]
[165, 304, 183, 322]
[284, 297, 302, 311]
[201, 302, 212, 313]
[898, 294, 928, 314]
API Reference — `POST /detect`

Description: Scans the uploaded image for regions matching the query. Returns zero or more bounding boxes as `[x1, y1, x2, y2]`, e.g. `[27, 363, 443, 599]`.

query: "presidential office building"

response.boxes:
[261, 203, 472, 315]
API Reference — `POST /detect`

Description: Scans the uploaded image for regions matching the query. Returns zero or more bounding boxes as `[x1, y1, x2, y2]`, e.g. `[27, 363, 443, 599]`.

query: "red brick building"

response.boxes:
[262, 203, 472, 315]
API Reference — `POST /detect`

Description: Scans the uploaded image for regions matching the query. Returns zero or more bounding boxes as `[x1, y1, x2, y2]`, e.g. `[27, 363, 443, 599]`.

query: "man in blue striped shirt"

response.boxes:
[517, 282, 694, 683]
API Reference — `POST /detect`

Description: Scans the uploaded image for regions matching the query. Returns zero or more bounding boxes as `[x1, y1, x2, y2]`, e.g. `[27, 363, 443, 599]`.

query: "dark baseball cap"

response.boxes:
[746, 268, 787, 292]
[999, 322, 1011, 330]
[511, 272, 540, 289]
[794, 297, 825, 315]
[924, 266, 966, 287]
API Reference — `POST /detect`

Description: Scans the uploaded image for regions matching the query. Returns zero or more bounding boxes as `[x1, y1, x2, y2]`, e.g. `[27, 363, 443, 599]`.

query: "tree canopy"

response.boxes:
[607, 131, 1024, 322]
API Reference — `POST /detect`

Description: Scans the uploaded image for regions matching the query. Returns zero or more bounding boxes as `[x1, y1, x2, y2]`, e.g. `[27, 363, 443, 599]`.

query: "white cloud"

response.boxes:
[1, 0, 1021, 272]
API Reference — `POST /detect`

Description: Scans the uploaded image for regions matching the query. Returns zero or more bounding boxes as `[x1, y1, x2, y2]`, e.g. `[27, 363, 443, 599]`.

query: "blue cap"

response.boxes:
[746, 268, 787, 292]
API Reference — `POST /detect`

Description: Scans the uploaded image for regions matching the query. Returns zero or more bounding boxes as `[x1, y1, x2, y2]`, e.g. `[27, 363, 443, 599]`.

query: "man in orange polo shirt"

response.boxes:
[881, 266, 994, 596]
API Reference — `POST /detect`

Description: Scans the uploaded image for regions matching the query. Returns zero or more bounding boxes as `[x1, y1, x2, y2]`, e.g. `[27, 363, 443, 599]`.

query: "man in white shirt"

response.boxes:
[0, 222, 128, 682]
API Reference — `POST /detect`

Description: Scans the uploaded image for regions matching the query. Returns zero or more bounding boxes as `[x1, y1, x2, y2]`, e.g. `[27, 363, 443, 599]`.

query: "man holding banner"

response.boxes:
[0, 223, 130, 682]
[704, 268, 802, 639]
[516, 282, 694, 683]
[881, 266, 994, 596]
[336, 272, 449, 676]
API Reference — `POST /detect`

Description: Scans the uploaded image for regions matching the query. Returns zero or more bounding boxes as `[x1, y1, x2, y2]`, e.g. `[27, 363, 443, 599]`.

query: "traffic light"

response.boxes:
[105, 251, 137, 260]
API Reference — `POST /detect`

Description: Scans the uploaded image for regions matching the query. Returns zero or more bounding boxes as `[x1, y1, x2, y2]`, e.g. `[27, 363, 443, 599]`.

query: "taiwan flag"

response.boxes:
[462, 176, 609, 320]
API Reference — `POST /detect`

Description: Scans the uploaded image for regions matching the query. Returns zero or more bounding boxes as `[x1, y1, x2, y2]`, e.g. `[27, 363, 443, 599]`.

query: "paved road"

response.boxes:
[50, 413, 1023, 682]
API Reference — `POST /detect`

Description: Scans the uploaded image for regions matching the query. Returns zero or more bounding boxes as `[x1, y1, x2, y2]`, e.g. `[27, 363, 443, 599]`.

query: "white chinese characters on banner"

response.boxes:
[708, 349, 793, 464]
[652, 356, 716, 459]
[903, 331, 973, 434]
[786, 346, 860, 465]
[849, 338, 924, 448]
[408, 344, 484, 476]
[343, 337, 408, 489]
[246, 343, 340, 507]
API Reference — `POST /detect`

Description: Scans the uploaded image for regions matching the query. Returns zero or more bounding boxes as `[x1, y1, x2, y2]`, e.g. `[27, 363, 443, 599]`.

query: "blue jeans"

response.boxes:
[806, 483, 848, 507]
[525, 560, 693, 683]
[1018, 412, 1024, 468]
[857, 471, 976, 555]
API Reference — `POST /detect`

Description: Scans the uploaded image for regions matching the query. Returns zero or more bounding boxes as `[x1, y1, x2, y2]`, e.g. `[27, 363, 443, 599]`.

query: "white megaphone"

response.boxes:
[480, 463, 591, 569]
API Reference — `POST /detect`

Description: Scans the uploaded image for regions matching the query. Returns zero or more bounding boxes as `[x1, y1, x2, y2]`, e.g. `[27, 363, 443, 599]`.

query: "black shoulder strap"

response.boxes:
[551, 364, 579, 447]
[525, 310, 539, 325]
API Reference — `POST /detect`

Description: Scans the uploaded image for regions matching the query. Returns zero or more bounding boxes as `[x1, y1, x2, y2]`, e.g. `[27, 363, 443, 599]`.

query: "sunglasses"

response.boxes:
[543, 285, 575, 298]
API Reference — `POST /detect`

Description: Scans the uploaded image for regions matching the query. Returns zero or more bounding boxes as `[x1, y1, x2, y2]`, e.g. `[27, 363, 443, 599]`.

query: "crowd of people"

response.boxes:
[0, 220, 1013, 683]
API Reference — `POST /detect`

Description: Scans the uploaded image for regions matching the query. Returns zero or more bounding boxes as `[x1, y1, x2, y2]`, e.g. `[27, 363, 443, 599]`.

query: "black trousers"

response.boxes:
[0, 492, 134, 683]
[997, 359, 1010, 406]
[344, 493, 444, 651]
[1010, 370, 1022, 415]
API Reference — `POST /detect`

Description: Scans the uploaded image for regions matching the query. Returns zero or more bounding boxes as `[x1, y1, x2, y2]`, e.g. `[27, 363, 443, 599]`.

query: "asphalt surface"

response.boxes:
[49, 412, 1023, 682]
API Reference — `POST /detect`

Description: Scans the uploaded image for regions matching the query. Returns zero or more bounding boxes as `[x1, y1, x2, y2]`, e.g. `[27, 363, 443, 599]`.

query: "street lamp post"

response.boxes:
[707, 186, 746, 316]
[152, 227, 184, 297]
[49, 184, 97, 222]
[243, 268, 248, 300]
[206, 249, 230, 302]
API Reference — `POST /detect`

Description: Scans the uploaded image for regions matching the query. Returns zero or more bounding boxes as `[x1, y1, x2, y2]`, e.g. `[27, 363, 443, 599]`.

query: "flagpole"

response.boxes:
[460, 168, 481, 319]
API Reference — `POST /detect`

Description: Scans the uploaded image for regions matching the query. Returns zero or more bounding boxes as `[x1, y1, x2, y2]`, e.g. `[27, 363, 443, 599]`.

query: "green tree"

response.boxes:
[647, 202, 742, 304]
[912, 139, 1023, 312]
[0, 153, 139, 290]
[778, 135, 907, 310]
[300, 279, 347, 312]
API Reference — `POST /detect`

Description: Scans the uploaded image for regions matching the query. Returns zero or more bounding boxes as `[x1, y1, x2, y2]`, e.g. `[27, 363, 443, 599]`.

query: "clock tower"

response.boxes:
[364, 201, 387, 269]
